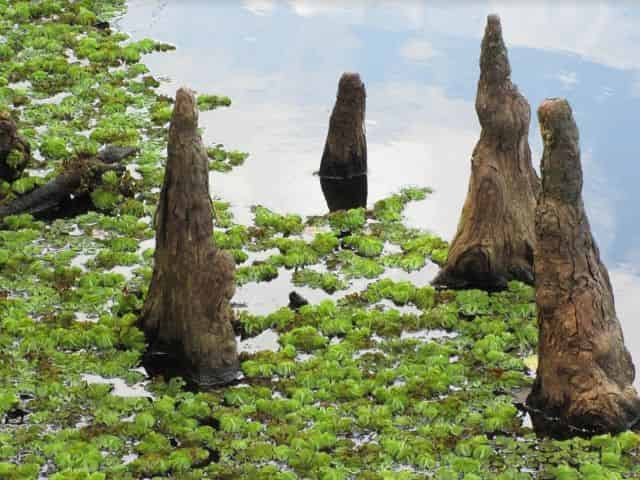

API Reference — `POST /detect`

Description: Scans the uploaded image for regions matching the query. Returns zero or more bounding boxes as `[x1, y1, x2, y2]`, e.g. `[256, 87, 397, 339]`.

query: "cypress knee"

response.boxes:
[526, 98, 640, 436]
[0, 111, 31, 182]
[319, 72, 368, 212]
[432, 15, 539, 291]
[139, 88, 239, 388]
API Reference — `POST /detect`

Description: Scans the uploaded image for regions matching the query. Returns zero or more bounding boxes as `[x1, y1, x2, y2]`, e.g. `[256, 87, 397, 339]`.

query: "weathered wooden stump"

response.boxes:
[319, 72, 368, 212]
[0, 111, 31, 182]
[139, 88, 239, 388]
[432, 15, 540, 291]
[0, 146, 137, 220]
[526, 98, 640, 436]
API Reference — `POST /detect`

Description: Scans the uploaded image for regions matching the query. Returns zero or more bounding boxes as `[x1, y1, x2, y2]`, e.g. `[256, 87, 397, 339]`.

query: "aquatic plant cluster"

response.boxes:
[0, 1, 639, 479]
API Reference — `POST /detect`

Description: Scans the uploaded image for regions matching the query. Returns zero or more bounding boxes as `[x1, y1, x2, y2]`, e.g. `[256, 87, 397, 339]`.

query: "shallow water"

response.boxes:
[119, 1, 640, 383]
[81, 373, 154, 399]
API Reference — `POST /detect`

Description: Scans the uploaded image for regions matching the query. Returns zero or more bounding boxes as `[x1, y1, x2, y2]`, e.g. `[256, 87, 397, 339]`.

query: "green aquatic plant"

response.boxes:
[207, 144, 249, 172]
[292, 269, 348, 293]
[253, 205, 304, 236]
[90, 114, 140, 145]
[327, 207, 366, 232]
[310, 231, 339, 255]
[235, 262, 279, 285]
[11, 176, 45, 195]
[6, 148, 28, 171]
[212, 199, 235, 227]
[342, 234, 384, 258]
[150, 103, 172, 125]
[332, 250, 384, 279]
[197, 94, 231, 111]
[90, 188, 121, 212]
[40, 135, 69, 160]
[214, 225, 249, 250]
[373, 186, 431, 223]
[280, 326, 328, 352]
[268, 238, 319, 269]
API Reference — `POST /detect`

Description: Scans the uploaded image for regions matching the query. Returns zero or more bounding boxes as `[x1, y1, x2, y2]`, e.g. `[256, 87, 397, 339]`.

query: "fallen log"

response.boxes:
[0, 146, 137, 220]
[432, 15, 540, 291]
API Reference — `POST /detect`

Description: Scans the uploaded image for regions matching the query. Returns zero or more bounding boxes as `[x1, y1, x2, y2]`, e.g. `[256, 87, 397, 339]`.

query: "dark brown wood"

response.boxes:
[432, 15, 540, 291]
[526, 98, 640, 436]
[0, 111, 31, 182]
[0, 147, 137, 220]
[139, 88, 238, 388]
[319, 73, 368, 211]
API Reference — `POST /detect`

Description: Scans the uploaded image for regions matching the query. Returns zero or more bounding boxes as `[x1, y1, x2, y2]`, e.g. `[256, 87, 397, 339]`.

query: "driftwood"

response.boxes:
[139, 88, 239, 388]
[0, 111, 31, 182]
[319, 73, 368, 212]
[526, 98, 640, 436]
[0, 146, 137, 220]
[432, 15, 540, 291]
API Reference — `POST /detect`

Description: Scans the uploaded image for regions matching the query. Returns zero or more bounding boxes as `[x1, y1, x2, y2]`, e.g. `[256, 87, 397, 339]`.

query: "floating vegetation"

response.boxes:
[292, 268, 348, 293]
[197, 94, 232, 111]
[0, 2, 639, 480]
[207, 144, 249, 172]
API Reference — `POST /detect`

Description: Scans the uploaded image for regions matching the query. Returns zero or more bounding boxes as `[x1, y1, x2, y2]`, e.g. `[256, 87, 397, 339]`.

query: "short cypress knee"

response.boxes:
[139, 88, 239, 388]
[526, 98, 640, 436]
[0, 111, 31, 182]
[319, 72, 368, 212]
[432, 15, 539, 291]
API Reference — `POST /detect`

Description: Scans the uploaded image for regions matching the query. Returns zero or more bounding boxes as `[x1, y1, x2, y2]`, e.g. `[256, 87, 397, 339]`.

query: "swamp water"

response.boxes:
[120, 1, 640, 382]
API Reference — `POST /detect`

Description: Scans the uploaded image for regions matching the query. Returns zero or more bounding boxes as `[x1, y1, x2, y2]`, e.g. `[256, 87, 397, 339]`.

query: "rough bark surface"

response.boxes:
[526, 98, 640, 436]
[0, 146, 137, 220]
[432, 15, 540, 291]
[0, 111, 31, 182]
[139, 88, 238, 388]
[319, 73, 368, 211]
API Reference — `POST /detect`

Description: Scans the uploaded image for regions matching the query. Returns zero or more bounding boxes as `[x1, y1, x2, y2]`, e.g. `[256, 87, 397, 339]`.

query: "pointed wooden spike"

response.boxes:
[527, 98, 640, 436]
[139, 87, 239, 388]
[432, 15, 540, 291]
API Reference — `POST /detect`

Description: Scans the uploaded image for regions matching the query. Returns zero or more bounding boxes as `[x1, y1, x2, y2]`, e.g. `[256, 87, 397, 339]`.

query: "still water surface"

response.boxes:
[119, 1, 640, 381]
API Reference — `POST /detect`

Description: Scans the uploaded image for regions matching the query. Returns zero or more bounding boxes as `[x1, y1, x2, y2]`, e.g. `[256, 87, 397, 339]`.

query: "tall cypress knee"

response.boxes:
[526, 98, 640, 436]
[140, 88, 239, 388]
[432, 15, 539, 291]
[0, 111, 31, 182]
[319, 72, 368, 212]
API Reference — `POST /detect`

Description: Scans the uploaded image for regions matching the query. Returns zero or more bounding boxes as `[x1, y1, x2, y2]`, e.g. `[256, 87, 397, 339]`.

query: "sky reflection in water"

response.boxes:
[120, 1, 640, 378]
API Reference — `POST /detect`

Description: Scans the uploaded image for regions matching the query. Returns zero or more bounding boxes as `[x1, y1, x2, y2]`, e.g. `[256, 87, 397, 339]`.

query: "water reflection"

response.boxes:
[320, 176, 367, 212]
[120, 1, 640, 385]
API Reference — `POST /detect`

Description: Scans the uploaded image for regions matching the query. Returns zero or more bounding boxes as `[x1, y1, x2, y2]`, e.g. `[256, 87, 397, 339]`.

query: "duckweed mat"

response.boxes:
[0, 1, 639, 479]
